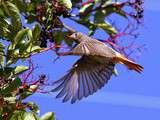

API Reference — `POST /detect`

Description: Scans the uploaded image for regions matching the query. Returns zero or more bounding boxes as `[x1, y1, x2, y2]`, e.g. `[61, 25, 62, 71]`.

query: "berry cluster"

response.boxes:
[131, 0, 144, 23]
[51, 0, 69, 16]
[35, 0, 69, 47]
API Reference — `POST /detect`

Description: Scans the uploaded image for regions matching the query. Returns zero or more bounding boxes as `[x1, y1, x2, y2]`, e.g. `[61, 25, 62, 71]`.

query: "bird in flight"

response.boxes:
[51, 32, 143, 103]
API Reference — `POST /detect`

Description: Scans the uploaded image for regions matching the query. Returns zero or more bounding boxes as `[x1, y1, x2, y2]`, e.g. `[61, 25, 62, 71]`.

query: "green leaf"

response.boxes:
[27, 29, 33, 41]
[53, 31, 66, 50]
[94, 10, 106, 23]
[88, 25, 97, 36]
[116, 10, 128, 19]
[1, 77, 22, 96]
[20, 85, 38, 100]
[20, 91, 33, 100]
[10, 110, 25, 120]
[2, 1, 19, 17]
[96, 22, 118, 35]
[14, 0, 27, 13]
[0, 67, 13, 77]
[2, 1, 22, 30]
[60, 0, 72, 10]
[32, 24, 41, 43]
[23, 112, 39, 120]
[10, 111, 39, 120]
[0, 7, 5, 17]
[0, 17, 22, 41]
[27, 46, 44, 54]
[4, 97, 16, 104]
[0, 17, 11, 40]
[0, 42, 5, 67]
[11, 28, 30, 50]
[102, 2, 127, 18]
[101, 0, 112, 8]
[40, 112, 55, 120]
[6, 28, 32, 65]
[24, 29, 34, 52]
[14, 65, 29, 75]
[6, 48, 19, 65]
[53, 31, 72, 47]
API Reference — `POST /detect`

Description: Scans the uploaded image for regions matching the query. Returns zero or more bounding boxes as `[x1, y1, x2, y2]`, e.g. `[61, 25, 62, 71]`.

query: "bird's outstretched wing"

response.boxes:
[51, 56, 115, 103]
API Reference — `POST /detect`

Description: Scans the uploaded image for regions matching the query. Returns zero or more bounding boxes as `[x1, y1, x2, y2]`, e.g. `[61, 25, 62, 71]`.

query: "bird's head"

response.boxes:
[67, 32, 83, 42]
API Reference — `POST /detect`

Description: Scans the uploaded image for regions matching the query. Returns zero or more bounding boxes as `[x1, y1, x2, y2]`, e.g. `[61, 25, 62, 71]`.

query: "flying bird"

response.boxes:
[51, 32, 143, 103]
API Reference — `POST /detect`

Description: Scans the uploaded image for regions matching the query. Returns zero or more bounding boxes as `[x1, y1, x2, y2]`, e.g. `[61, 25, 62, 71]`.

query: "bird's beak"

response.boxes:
[65, 33, 82, 43]
[66, 33, 76, 40]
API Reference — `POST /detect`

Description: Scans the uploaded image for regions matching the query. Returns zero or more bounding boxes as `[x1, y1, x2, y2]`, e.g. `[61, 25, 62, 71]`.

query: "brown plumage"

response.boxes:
[51, 32, 143, 103]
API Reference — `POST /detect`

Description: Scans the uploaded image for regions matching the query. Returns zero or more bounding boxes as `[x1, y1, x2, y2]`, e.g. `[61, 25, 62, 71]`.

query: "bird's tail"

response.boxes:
[116, 53, 143, 73]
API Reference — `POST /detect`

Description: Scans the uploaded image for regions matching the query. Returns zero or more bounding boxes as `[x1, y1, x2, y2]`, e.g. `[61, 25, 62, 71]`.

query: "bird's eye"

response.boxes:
[75, 33, 82, 39]
[75, 33, 78, 37]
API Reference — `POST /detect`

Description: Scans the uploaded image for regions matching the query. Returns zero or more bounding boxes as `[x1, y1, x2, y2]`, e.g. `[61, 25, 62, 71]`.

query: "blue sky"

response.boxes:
[27, 1, 160, 120]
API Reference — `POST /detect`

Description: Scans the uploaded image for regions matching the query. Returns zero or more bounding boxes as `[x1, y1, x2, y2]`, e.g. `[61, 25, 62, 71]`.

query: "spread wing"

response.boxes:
[51, 56, 115, 103]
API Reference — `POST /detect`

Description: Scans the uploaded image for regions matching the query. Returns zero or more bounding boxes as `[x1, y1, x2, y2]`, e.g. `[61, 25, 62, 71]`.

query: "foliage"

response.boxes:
[0, 0, 144, 119]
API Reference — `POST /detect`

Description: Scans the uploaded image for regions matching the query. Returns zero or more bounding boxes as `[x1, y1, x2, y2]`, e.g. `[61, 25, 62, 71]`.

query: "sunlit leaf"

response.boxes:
[2, 1, 19, 17]
[4, 97, 16, 104]
[96, 22, 118, 35]
[23, 112, 39, 120]
[14, 65, 29, 75]
[11, 28, 30, 50]
[0, 17, 11, 40]
[10, 110, 25, 120]
[60, 0, 72, 10]
[10, 111, 39, 120]
[102, 2, 128, 18]
[0, 42, 5, 67]
[2, 1, 22, 30]
[40, 112, 55, 120]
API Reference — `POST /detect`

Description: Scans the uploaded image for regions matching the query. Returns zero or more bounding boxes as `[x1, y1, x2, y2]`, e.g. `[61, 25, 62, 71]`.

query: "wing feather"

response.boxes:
[52, 56, 115, 103]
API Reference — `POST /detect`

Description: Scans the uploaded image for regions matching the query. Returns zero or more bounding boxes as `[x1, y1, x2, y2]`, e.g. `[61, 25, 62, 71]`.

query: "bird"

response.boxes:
[51, 32, 143, 103]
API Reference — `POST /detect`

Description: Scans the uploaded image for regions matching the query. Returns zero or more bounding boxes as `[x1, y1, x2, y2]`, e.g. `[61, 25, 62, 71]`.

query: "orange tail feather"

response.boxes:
[116, 53, 143, 73]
